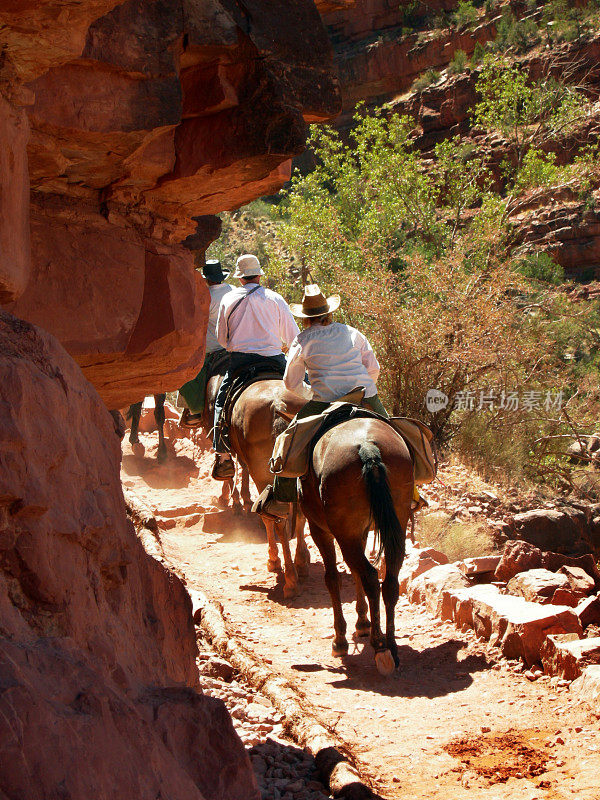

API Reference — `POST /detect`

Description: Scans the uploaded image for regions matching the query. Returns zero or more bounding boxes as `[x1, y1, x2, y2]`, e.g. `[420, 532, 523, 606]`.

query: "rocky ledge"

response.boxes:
[1, 0, 339, 407]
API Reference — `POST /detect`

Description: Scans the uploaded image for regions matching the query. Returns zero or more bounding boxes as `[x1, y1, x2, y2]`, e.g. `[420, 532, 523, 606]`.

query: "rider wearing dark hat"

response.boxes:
[178, 258, 232, 426]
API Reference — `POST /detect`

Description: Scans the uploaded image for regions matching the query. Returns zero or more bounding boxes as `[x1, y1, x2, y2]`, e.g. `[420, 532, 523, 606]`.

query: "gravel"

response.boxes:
[197, 636, 332, 800]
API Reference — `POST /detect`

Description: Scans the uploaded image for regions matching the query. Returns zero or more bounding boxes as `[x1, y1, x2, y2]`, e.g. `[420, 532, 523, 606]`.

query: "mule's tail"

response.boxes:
[359, 442, 405, 565]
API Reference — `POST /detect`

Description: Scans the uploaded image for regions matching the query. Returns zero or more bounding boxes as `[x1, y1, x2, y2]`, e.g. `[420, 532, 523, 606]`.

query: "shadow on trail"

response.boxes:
[240, 561, 355, 609]
[320, 639, 490, 698]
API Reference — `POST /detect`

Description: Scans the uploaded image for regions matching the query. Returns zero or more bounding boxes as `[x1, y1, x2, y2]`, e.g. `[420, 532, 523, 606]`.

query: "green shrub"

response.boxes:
[471, 40, 486, 64]
[453, 0, 478, 28]
[515, 251, 564, 285]
[412, 68, 441, 93]
[494, 10, 540, 53]
[448, 49, 469, 75]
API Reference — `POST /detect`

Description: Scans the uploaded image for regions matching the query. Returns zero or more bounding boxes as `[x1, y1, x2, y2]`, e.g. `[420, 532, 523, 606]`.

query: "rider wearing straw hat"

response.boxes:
[253, 283, 388, 518]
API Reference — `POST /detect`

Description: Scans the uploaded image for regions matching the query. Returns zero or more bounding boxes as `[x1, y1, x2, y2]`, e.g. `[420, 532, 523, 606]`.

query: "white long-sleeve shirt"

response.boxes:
[283, 322, 380, 401]
[216, 284, 299, 357]
[206, 282, 233, 353]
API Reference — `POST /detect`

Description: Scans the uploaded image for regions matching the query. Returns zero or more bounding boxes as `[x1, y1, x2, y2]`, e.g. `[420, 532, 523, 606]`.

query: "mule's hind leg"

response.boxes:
[240, 465, 252, 511]
[293, 510, 310, 579]
[262, 516, 282, 573]
[309, 521, 347, 656]
[338, 541, 386, 658]
[274, 517, 299, 599]
[381, 553, 402, 667]
[352, 570, 370, 637]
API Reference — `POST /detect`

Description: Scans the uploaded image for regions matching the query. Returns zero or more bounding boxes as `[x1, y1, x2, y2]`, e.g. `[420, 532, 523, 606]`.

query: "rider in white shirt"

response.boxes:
[212, 254, 299, 479]
[253, 284, 388, 519]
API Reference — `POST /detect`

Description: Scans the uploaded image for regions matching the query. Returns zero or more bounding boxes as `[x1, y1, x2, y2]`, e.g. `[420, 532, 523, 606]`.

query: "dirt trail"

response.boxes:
[122, 432, 600, 800]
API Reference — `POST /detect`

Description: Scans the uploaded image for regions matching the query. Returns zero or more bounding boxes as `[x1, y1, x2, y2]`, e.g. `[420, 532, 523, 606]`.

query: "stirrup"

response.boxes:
[212, 455, 235, 481]
[179, 408, 204, 429]
[252, 485, 290, 520]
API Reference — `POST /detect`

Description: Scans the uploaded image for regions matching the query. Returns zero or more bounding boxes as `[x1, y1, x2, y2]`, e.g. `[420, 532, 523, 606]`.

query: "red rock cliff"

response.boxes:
[2, 0, 340, 407]
[0, 309, 259, 799]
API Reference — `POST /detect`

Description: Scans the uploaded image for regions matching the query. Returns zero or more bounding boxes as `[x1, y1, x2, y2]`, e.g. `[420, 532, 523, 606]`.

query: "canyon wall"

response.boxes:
[0, 3, 340, 798]
[0, 309, 258, 799]
[322, 1, 600, 280]
[2, 0, 340, 408]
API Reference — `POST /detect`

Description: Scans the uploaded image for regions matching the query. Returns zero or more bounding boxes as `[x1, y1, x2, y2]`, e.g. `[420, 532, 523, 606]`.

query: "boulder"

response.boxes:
[408, 563, 470, 618]
[540, 634, 600, 681]
[458, 556, 501, 576]
[576, 594, 600, 629]
[398, 545, 449, 594]
[494, 539, 600, 586]
[550, 588, 581, 608]
[558, 565, 595, 597]
[444, 584, 582, 665]
[507, 569, 570, 604]
[0, 311, 258, 800]
[198, 657, 236, 683]
[571, 665, 600, 705]
[509, 508, 593, 556]
[448, 584, 502, 631]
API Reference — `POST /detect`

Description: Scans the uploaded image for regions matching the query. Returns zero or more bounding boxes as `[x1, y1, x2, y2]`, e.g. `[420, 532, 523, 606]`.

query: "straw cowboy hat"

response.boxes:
[200, 259, 229, 282]
[233, 253, 264, 279]
[290, 283, 341, 319]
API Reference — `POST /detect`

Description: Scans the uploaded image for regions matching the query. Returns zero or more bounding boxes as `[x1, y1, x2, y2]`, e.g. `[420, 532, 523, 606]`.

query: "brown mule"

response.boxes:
[300, 417, 414, 675]
[226, 380, 310, 598]
[205, 375, 308, 596]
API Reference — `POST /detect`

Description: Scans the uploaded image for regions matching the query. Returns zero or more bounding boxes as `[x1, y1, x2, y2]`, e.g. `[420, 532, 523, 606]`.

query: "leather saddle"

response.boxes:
[206, 349, 231, 382]
[222, 356, 286, 428]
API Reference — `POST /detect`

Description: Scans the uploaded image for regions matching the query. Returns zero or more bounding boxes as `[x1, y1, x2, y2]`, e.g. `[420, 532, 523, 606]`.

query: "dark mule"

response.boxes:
[128, 393, 168, 462]
[300, 417, 413, 675]
[226, 380, 310, 598]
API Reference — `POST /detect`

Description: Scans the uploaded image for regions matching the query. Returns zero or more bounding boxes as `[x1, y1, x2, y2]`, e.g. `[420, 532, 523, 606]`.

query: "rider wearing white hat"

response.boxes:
[211, 253, 299, 479]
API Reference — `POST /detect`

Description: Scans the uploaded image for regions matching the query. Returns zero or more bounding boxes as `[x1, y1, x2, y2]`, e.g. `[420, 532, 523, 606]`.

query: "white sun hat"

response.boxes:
[233, 253, 264, 279]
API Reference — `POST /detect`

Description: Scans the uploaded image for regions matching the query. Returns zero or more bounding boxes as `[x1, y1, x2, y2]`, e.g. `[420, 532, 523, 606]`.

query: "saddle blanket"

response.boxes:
[270, 403, 436, 485]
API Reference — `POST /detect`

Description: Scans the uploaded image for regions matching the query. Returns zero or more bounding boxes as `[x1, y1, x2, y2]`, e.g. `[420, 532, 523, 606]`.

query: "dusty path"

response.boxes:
[122, 431, 600, 800]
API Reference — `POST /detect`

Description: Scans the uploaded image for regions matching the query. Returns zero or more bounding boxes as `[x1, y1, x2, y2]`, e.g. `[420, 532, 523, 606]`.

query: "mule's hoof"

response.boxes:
[296, 562, 310, 579]
[332, 639, 349, 657]
[375, 649, 396, 676]
[283, 582, 299, 599]
[355, 620, 371, 638]
[131, 442, 145, 457]
[267, 559, 282, 573]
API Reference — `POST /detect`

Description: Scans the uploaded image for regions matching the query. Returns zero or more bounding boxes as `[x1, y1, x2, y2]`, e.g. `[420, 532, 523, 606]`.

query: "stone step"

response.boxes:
[541, 634, 600, 681]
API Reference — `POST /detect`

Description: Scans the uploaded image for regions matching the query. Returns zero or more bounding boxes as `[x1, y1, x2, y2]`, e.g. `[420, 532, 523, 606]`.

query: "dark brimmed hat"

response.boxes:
[290, 283, 340, 319]
[200, 259, 229, 282]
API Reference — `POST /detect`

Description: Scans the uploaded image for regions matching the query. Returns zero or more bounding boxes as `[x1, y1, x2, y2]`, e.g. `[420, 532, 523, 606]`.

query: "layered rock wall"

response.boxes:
[2, 0, 340, 406]
[323, 3, 600, 279]
[0, 309, 258, 799]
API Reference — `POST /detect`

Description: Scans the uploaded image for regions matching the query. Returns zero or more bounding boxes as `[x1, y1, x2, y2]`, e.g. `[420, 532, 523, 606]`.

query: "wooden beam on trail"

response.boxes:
[190, 588, 384, 800]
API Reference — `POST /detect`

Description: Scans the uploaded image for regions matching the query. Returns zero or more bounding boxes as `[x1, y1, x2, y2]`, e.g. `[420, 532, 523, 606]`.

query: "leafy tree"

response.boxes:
[474, 55, 589, 198]
[453, 1, 478, 29]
